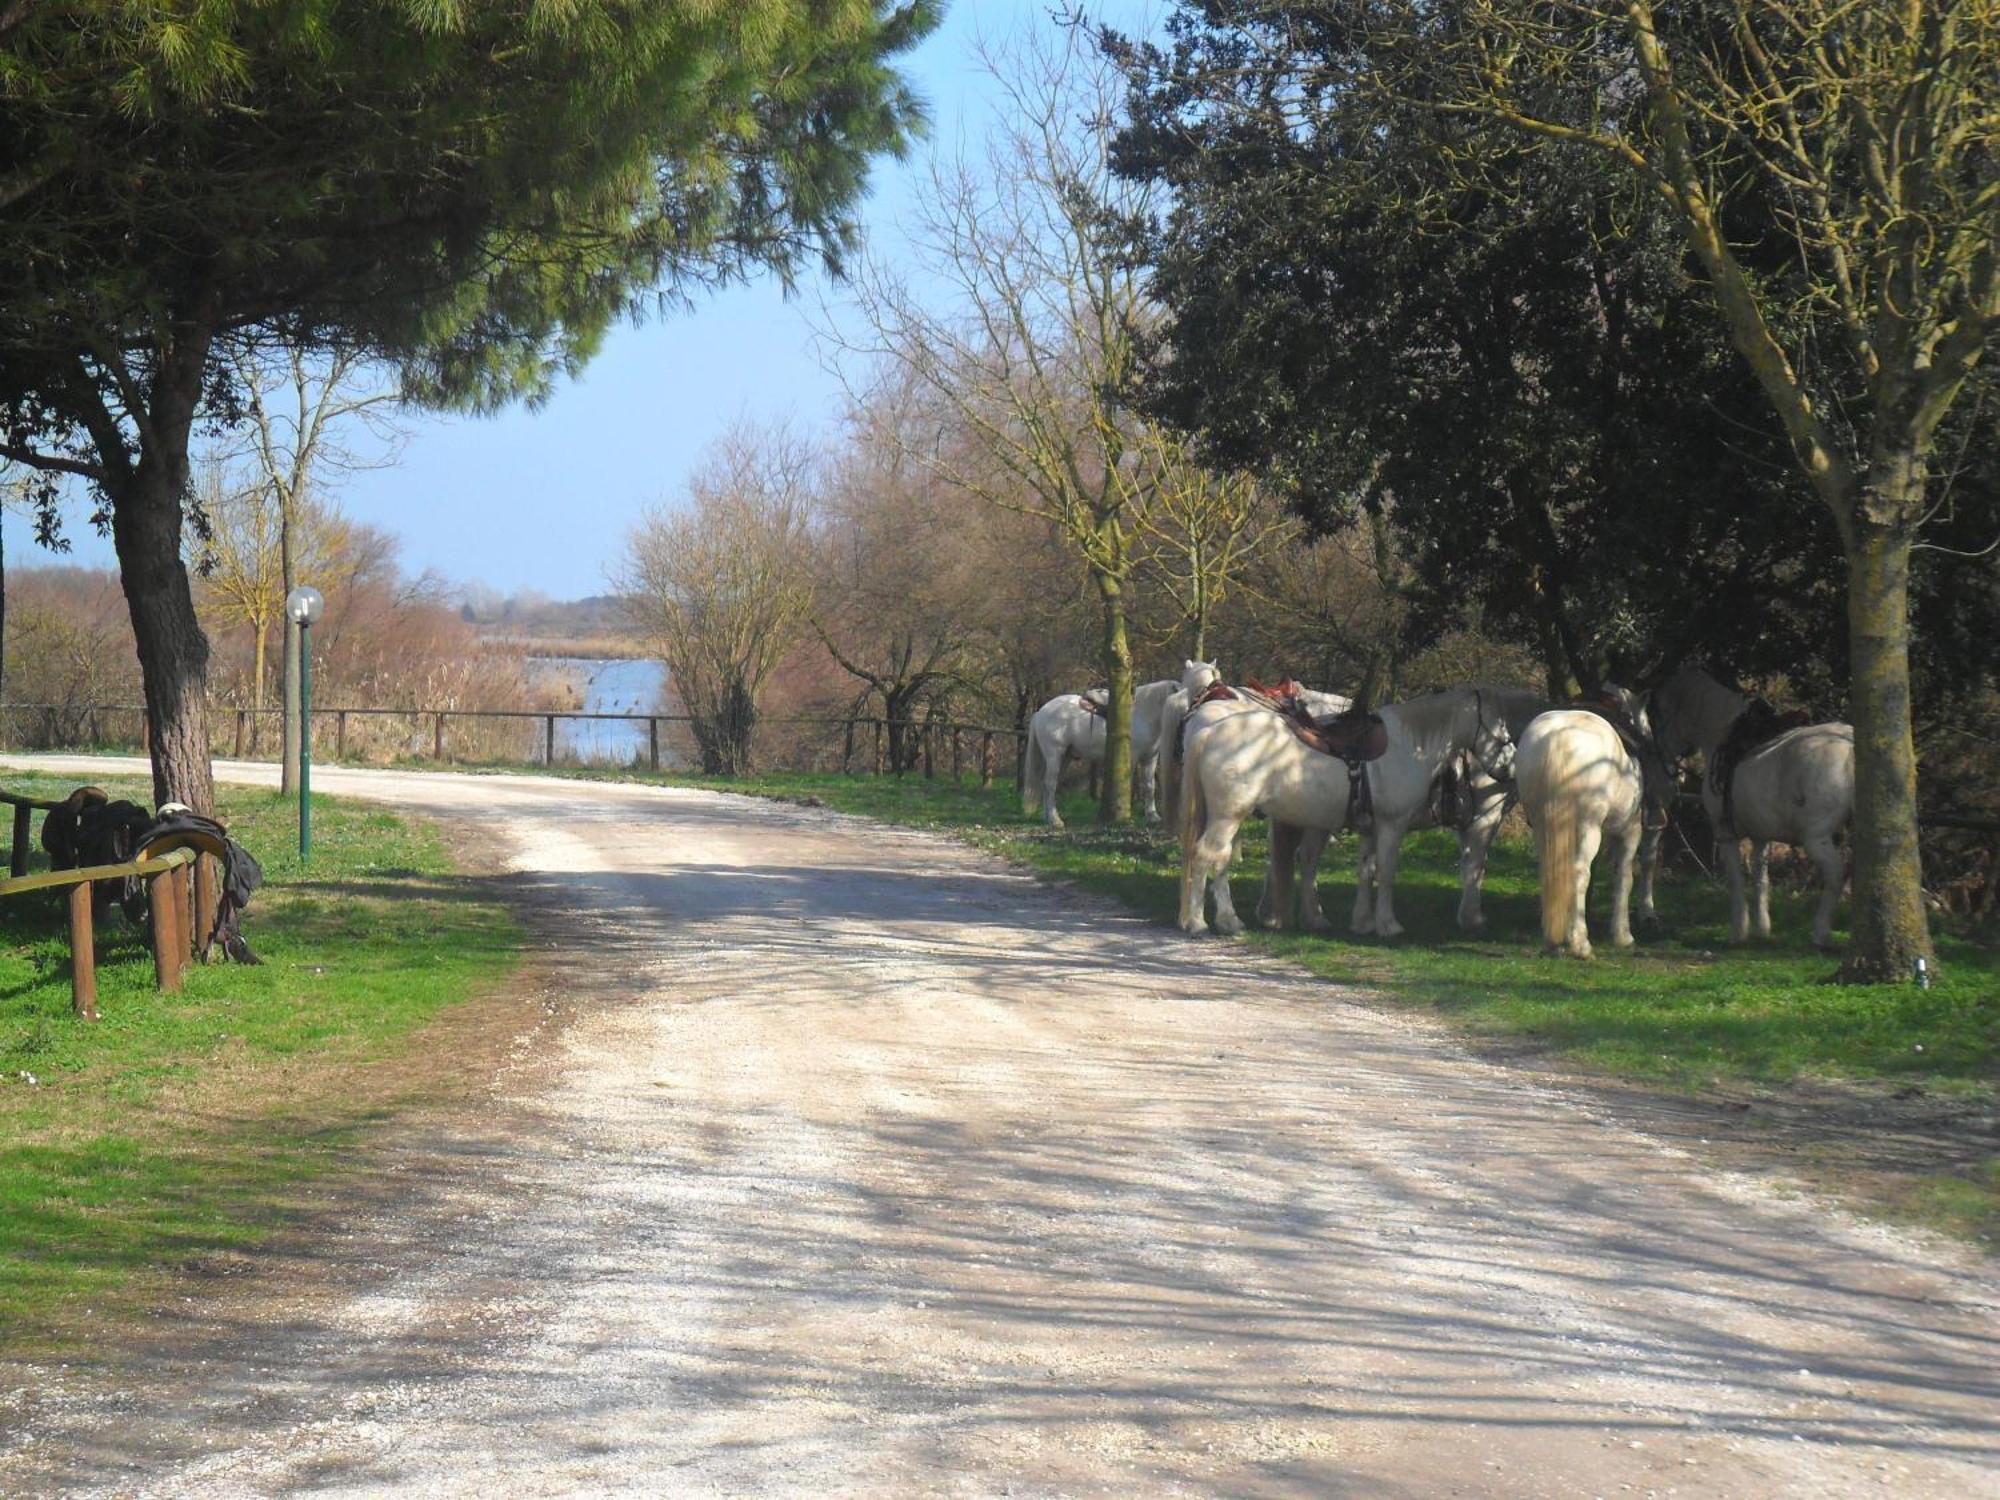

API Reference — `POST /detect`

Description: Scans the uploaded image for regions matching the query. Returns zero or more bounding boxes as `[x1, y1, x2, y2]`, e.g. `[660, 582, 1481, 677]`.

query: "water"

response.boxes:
[527, 657, 676, 766]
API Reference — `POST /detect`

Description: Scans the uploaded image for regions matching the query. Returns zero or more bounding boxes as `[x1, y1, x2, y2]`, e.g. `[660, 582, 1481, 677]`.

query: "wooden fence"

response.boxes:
[0, 703, 1035, 786]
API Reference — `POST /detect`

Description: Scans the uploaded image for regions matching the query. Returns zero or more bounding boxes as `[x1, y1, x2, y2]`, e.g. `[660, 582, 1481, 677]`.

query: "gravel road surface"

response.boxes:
[0, 756, 1994, 1498]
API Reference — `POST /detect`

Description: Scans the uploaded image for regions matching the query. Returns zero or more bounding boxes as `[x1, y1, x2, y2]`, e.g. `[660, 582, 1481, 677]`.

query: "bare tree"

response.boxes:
[225, 344, 402, 789]
[619, 422, 819, 775]
[841, 27, 1188, 823]
[193, 458, 356, 748]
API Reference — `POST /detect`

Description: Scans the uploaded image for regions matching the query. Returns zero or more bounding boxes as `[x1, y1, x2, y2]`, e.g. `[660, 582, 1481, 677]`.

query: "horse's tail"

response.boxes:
[1022, 725, 1047, 816]
[1525, 727, 1582, 950]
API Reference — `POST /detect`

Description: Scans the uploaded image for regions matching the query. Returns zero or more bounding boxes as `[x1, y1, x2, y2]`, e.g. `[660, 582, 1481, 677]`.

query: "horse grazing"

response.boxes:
[1649, 664, 1853, 947]
[1179, 686, 1514, 938]
[1516, 707, 1649, 959]
[1023, 661, 1219, 828]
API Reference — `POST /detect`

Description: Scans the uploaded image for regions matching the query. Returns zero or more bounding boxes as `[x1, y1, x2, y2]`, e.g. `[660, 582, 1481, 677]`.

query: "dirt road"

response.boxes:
[1, 757, 1995, 1497]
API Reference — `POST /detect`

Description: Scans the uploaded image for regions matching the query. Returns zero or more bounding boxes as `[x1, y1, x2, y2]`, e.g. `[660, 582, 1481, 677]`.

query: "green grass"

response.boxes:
[0, 772, 519, 1347]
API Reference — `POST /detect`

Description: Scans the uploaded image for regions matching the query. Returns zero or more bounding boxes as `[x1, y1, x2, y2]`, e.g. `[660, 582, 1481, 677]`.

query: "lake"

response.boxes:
[526, 657, 678, 767]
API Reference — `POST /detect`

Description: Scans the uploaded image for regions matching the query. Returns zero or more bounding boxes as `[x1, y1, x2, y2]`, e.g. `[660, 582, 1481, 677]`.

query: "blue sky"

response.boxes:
[7, 1, 1159, 602]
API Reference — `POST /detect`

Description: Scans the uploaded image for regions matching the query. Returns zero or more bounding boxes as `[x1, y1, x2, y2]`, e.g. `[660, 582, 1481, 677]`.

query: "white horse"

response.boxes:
[1516, 708, 1648, 959]
[1270, 685, 1549, 935]
[1158, 681, 1350, 833]
[1648, 665, 1854, 947]
[1022, 661, 1219, 828]
[1178, 687, 1515, 937]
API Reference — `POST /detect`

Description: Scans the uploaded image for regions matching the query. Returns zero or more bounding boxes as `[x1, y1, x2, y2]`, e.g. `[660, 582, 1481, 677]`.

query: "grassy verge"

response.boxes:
[0, 771, 519, 1350]
[571, 764, 1999, 1238]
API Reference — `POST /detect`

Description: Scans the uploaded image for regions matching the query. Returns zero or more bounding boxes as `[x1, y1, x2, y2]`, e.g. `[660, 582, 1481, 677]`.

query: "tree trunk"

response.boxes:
[1093, 571, 1134, 825]
[1839, 511, 1932, 981]
[111, 460, 214, 813]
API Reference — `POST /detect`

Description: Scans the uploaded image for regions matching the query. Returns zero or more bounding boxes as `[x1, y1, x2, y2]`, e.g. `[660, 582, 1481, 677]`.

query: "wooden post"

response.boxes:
[174, 862, 195, 961]
[150, 870, 182, 993]
[337, 710, 349, 761]
[234, 709, 247, 758]
[433, 712, 446, 762]
[10, 803, 30, 877]
[951, 728, 963, 784]
[922, 721, 935, 781]
[649, 717, 660, 773]
[873, 719, 885, 776]
[140, 710, 150, 753]
[193, 855, 217, 961]
[68, 882, 97, 1020]
[981, 732, 995, 790]
[545, 715, 556, 766]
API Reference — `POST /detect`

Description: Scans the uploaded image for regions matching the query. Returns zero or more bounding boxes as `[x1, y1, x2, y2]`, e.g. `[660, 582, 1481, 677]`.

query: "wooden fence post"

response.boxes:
[922, 721, 935, 780]
[951, 727, 963, 783]
[10, 804, 30, 877]
[649, 717, 661, 773]
[433, 712, 447, 762]
[68, 883, 96, 1020]
[980, 731, 995, 790]
[234, 710, 247, 758]
[873, 719, 886, 776]
[150, 870, 182, 994]
[193, 855, 216, 961]
[545, 715, 556, 766]
[140, 710, 150, 753]
[337, 710, 349, 761]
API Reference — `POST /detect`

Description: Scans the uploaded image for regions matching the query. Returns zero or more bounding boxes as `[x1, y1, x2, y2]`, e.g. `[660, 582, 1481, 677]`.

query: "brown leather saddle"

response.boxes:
[1710, 699, 1811, 833]
[1571, 689, 1649, 761]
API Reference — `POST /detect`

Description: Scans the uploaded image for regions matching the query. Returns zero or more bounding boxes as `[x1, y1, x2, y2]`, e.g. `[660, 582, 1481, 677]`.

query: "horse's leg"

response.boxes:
[1569, 821, 1603, 958]
[1720, 837, 1750, 943]
[1042, 742, 1066, 829]
[1609, 817, 1641, 948]
[1805, 832, 1845, 949]
[1749, 841, 1773, 938]
[1138, 752, 1161, 824]
[1372, 822, 1411, 939]
[1297, 828, 1333, 930]
[1260, 823, 1301, 929]
[1456, 814, 1500, 931]
[1198, 817, 1247, 935]
[1350, 835, 1377, 934]
[1635, 816, 1663, 927]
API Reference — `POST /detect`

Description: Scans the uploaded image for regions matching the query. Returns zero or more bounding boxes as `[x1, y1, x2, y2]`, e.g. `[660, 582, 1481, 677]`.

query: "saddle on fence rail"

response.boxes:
[1709, 699, 1812, 834]
[42, 789, 264, 962]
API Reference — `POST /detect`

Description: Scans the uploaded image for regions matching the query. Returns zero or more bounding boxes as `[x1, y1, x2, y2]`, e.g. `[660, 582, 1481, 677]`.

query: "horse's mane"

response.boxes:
[1385, 687, 1484, 769]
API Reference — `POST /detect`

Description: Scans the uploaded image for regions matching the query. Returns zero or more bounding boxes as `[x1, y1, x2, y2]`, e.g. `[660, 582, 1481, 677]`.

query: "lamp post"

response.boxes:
[285, 586, 325, 861]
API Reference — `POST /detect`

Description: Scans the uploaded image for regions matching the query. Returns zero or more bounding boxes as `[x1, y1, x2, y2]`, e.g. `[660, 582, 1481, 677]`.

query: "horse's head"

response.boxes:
[1469, 691, 1517, 782]
[1181, 659, 1221, 695]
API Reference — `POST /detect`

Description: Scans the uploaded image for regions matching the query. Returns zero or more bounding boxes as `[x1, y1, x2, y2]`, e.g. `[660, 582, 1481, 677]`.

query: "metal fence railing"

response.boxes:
[0, 702, 1035, 786]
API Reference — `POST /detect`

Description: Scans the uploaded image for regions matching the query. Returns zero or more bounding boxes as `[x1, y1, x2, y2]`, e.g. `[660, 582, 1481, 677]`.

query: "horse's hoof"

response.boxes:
[1378, 921, 1404, 940]
[1457, 915, 1486, 933]
[1178, 918, 1209, 937]
[1612, 933, 1636, 948]
[1046, 816, 1065, 831]
[1215, 915, 1245, 936]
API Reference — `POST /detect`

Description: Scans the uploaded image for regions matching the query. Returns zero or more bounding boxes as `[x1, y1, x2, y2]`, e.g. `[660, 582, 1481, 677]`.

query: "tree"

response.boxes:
[1406, 0, 1997, 979]
[620, 424, 819, 775]
[1113, 1, 1999, 977]
[193, 459, 355, 748]
[0, 0, 935, 811]
[226, 346, 401, 789]
[845, 27, 1185, 822]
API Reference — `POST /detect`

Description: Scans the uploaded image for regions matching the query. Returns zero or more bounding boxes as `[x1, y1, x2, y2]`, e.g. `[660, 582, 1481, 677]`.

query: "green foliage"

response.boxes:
[0, 773, 518, 1347]
[1103, 2, 1998, 708]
